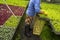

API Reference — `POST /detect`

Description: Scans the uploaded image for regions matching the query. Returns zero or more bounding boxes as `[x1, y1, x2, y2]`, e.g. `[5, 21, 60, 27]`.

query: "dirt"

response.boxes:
[0, 4, 25, 25]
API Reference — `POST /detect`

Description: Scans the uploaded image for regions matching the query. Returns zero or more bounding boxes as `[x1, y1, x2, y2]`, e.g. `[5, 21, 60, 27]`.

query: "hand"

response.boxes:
[40, 10, 47, 16]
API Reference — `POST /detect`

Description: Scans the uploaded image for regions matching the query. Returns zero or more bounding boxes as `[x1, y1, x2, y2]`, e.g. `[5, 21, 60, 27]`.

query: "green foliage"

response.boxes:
[0, 0, 60, 40]
[4, 15, 21, 28]
[40, 26, 52, 40]
[0, 1, 28, 40]
[0, 15, 21, 40]
[0, 27, 15, 40]
[41, 2, 60, 33]
[0, 0, 28, 7]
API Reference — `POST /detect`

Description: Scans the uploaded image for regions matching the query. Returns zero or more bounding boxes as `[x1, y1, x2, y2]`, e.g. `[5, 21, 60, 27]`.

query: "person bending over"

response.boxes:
[25, 0, 47, 37]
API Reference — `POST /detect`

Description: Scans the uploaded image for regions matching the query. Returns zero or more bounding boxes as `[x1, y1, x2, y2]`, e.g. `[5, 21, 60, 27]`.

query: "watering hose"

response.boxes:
[3, 0, 17, 18]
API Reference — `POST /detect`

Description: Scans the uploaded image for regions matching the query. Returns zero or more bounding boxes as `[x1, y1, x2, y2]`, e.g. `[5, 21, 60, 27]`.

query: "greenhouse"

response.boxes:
[0, 0, 60, 40]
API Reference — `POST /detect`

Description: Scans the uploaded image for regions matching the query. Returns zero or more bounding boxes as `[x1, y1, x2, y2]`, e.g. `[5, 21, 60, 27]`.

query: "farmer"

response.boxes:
[25, 0, 47, 37]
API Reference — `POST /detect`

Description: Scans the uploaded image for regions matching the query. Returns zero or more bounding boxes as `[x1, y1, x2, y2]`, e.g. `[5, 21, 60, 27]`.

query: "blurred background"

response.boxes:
[0, 0, 60, 40]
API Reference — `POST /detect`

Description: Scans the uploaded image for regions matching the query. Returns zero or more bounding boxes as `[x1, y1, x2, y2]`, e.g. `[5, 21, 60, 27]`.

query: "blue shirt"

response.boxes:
[26, 0, 40, 16]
